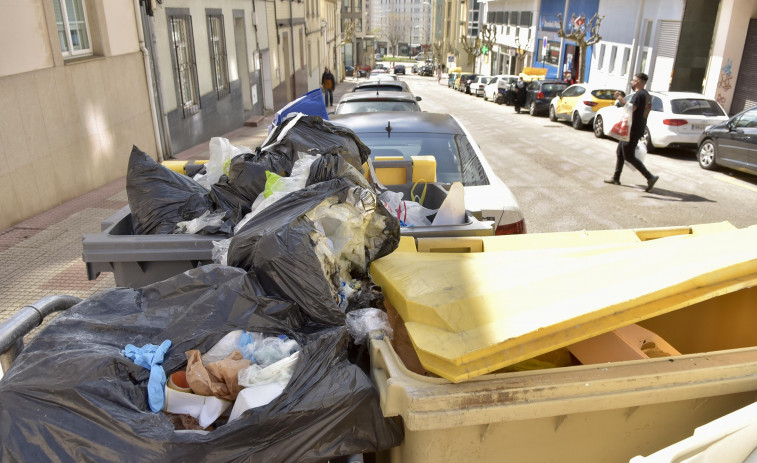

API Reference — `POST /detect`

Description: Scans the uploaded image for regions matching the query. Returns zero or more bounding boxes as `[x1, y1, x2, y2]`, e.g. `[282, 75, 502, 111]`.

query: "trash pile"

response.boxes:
[0, 114, 404, 461]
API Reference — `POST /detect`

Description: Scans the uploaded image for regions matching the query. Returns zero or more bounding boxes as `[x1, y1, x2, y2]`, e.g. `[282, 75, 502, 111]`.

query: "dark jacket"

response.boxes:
[321, 71, 336, 91]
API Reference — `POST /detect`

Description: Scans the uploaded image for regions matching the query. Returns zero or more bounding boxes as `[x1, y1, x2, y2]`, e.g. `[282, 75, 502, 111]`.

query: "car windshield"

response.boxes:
[670, 99, 726, 116]
[335, 101, 420, 114]
[356, 133, 463, 183]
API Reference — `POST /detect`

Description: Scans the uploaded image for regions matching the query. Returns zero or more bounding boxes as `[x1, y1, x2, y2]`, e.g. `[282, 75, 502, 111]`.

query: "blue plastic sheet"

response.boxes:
[273, 88, 329, 126]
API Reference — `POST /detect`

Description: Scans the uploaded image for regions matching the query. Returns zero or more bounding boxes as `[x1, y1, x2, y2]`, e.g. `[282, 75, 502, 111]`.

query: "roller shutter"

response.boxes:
[650, 20, 681, 91]
[730, 19, 757, 115]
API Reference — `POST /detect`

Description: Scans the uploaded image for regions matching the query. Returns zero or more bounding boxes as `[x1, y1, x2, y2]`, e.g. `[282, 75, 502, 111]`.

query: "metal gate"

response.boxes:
[650, 20, 681, 91]
[730, 19, 757, 115]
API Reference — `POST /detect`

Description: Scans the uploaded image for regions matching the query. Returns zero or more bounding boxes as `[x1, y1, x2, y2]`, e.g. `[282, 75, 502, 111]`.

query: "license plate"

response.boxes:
[691, 124, 707, 131]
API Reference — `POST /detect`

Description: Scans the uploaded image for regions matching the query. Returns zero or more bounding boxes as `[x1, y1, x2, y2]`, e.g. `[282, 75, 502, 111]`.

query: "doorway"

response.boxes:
[233, 16, 252, 112]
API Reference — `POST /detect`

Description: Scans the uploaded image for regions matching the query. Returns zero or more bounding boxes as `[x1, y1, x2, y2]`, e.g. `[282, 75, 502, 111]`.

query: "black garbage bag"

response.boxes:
[211, 115, 372, 211]
[307, 152, 373, 189]
[222, 146, 295, 206]
[0, 265, 403, 462]
[126, 145, 210, 235]
[208, 177, 253, 227]
[227, 177, 400, 326]
[263, 114, 371, 175]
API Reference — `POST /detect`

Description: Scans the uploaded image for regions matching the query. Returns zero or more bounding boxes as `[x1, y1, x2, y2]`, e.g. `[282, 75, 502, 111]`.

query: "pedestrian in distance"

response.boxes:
[604, 72, 660, 192]
[514, 76, 527, 113]
[321, 67, 336, 107]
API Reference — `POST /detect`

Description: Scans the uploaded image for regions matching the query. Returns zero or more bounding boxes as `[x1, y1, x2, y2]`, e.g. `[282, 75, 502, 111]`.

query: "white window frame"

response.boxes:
[53, 0, 93, 58]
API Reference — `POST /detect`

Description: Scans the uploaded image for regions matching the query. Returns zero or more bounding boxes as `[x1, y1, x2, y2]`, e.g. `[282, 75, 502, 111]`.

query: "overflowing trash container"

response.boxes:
[368, 223, 757, 462]
[4, 106, 757, 462]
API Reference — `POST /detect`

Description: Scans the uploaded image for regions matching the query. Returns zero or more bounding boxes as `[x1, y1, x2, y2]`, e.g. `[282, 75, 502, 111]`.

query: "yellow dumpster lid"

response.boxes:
[370, 224, 757, 382]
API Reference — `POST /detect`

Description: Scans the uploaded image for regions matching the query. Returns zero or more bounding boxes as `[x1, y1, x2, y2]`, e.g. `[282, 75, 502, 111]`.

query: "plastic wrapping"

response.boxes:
[227, 178, 400, 325]
[0, 265, 403, 462]
[346, 308, 394, 345]
[195, 137, 253, 189]
[126, 145, 210, 235]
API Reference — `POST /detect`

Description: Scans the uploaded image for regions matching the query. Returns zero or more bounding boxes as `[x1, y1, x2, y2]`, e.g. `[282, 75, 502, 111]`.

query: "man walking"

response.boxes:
[604, 72, 659, 192]
[321, 67, 336, 107]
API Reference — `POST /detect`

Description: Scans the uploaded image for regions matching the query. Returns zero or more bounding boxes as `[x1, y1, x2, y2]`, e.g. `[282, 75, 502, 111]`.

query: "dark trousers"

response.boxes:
[324, 89, 333, 106]
[613, 132, 653, 180]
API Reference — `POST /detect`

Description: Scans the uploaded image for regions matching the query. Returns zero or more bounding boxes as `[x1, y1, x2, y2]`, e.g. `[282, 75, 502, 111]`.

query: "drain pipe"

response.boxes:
[0, 295, 82, 378]
[134, 0, 164, 162]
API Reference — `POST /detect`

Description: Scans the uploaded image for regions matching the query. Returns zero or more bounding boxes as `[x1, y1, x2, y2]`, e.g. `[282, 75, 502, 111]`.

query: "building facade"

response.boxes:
[0, 0, 158, 230]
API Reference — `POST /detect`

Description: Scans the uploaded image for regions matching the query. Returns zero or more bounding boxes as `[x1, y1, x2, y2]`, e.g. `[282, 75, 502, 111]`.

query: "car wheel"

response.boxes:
[495, 94, 504, 105]
[643, 127, 654, 153]
[549, 105, 557, 122]
[572, 112, 585, 129]
[593, 115, 605, 138]
[483, 92, 488, 101]
[529, 101, 537, 116]
[698, 139, 717, 170]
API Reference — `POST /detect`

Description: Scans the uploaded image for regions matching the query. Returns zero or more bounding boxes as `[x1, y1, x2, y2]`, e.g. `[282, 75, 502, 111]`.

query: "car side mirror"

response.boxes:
[415, 96, 422, 101]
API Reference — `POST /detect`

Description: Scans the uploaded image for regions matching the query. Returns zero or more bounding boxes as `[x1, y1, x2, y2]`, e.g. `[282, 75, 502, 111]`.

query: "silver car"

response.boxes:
[330, 112, 527, 235]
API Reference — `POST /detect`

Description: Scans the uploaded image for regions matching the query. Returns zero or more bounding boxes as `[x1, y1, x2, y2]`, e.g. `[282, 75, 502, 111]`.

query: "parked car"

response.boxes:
[352, 80, 412, 93]
[412, 64, 419, 74]
[697, 105, 757, 176]
[333, 91, 422, 115]
[448, 72, 460, 88]
[470, 76, 492, 97]
[345, 66, 355, 77]
[483, 75, 517, 102]
[394, 64, 406, 75]
[594, 91, 729, 152]
[330, 112, 526, 235]
[414, 54, 426, 61]
[524, 80, 569, 116]
[457, 73, 478, 93]
[549, 83, 623, 129]
[419, 65, 434, 77]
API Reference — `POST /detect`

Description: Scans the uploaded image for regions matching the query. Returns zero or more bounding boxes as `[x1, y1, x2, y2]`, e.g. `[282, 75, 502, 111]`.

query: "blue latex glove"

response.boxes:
[122, 340, 172, 412]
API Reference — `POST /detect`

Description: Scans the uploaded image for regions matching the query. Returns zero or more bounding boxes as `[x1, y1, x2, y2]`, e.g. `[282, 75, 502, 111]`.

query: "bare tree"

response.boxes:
[459, 24, 497, 67]
[383, 13, 408, 56]
[557, 13, 603, 83]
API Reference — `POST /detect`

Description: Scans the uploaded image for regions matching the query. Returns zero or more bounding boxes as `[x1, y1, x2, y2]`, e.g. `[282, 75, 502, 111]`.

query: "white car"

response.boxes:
[470, 76, 492, 97]
[483, 75, 518, 102]
[330, 112, 527, 235]
[593, 91, 729, 152]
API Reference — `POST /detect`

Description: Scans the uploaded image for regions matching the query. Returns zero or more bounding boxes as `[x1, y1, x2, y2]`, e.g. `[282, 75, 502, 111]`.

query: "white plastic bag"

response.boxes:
[195, 137, 252, 189]
[609, 102, 633, 142]
[432, 182, 466, 226]
[175, 211, 227, 234]
[238, 351, 300, 388]
[625, 143, 648, 172]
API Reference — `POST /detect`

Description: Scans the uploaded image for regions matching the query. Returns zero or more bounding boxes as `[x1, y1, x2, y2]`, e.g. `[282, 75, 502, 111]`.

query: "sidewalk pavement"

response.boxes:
[0, 80, 356, 328]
